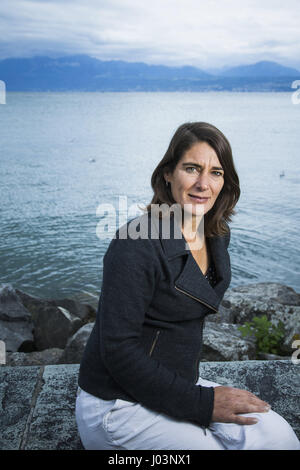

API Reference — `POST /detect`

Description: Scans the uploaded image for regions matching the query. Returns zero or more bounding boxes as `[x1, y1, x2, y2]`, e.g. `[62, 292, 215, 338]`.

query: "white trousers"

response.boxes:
[75, 377, 300, 450]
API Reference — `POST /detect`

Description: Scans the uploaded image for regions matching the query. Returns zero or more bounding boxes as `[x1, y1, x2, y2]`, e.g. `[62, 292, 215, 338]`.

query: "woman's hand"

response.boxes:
[212, 386, 271, 425]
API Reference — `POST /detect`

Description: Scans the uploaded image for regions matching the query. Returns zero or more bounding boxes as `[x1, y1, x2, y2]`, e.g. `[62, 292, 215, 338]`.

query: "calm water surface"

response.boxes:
[0, 92, 299, 307]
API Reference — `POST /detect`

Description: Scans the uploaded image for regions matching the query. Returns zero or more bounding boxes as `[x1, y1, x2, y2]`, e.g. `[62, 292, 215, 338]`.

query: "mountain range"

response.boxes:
[0, 55, 299, 91]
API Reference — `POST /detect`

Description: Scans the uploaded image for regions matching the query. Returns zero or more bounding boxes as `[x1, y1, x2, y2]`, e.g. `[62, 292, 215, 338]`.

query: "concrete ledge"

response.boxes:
[0, 360, 299, 450]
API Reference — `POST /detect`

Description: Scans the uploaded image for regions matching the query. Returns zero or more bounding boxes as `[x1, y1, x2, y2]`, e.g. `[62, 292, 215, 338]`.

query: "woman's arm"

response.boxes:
[98, 233, 214, 428]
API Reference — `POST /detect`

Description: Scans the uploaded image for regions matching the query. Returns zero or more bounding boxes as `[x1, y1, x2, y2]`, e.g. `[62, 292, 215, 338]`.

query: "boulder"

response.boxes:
[1, 282, 298, 364]
[59, 322, 94, 364]
[206, 302, 235, 324]
[34, 305, 83, 350]
[270, 305, 300, 352]
[16, 289, 96, 323]
[5, 348, 64, 367]
[201, 322, 257, 361]
[0, 284, 34, 352]
[219, 283, 300, 354]
[222, 283, 300, 322]
[257, 352, 290, 361]
[14, 288, 96, 350]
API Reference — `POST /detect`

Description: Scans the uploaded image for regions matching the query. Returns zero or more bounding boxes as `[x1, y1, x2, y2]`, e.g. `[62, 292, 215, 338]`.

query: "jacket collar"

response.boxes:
[150, 212, 231, 311]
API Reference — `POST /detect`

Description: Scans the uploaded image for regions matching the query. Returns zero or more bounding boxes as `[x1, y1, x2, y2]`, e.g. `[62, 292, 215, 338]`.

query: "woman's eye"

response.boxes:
[186, 166, 197, 173]
[185, 167, 224, 176]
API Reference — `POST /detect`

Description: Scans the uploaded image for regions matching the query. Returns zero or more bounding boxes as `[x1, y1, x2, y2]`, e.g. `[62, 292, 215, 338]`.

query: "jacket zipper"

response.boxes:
[175, 284, 217, 381]
[149, 330, 160, 356]
[174, 285, 218, 312]
[175, 285, 212, 434]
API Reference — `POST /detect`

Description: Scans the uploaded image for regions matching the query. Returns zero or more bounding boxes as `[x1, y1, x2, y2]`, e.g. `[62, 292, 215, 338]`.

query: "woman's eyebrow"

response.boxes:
[182, 162, 224, 171]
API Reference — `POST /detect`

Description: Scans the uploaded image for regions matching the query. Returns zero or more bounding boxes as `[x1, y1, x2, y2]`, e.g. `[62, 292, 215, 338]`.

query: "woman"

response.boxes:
[76, 122, 300, 450]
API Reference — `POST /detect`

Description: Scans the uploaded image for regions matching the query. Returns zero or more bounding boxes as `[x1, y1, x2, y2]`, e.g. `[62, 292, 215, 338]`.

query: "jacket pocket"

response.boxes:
[149, 330, 161, 356]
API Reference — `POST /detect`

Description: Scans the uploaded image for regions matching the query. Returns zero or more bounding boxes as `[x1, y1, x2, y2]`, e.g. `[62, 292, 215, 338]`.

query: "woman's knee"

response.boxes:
[250, 410, 300, 450]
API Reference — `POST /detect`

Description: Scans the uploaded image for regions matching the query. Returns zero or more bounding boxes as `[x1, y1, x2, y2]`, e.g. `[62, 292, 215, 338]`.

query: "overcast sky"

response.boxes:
[0, 0, 300, 70]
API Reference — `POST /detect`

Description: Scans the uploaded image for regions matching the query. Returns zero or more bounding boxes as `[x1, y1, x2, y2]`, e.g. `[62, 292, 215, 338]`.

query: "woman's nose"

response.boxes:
[195, 172, 209, 190]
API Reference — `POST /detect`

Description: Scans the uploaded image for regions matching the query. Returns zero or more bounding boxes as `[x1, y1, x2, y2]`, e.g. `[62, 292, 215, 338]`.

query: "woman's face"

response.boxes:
[165, 141, 225, 216]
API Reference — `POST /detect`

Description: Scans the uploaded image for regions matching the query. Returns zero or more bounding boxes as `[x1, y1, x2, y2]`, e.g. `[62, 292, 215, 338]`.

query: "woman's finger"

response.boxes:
[232, 414, 259, 426]
[235, 402, 271, 415]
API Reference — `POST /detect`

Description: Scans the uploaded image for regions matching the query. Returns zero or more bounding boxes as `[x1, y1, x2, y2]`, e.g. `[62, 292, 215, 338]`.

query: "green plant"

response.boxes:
[238, 315, 285, 356]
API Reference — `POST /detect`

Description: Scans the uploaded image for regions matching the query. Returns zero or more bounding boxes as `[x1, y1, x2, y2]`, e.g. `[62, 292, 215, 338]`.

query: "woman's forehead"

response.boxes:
[180, 142, 221, 166]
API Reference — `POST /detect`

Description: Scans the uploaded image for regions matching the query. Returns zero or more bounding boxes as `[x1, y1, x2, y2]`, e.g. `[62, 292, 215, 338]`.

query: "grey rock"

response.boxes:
[13, 288, 95, 350]
[16, 289, 96, 323]
[269, 305, 300, 352]
[225, 283, 300, 308]
[33, 304, 83, 350]
[206, 302, 235, 324]
[59, 322, 94, 364]
[0, 284, 34, 352]
[202, 322, 257, 361]
[220, 283, 300, 354]
[0, 321, 35, 353]
[0, 283, 32, 322]
[24, 365, 83, 450]
[5, 348, 64, 367]
[199, 360, 300, 442]
[0, 361, 298, 450]
[261, 283, 300, 306]
[257, 352, 291, 361]
[0, 365, 42, 449]
[223, 283, 299, 323]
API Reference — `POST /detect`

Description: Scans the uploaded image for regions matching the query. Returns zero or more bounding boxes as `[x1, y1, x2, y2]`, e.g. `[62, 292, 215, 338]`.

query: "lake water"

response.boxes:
[0, 91, 299, 308]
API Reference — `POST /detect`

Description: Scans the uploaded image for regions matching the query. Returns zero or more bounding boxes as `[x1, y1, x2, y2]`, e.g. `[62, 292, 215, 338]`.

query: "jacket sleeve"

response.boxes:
[98, 233, 215, 428]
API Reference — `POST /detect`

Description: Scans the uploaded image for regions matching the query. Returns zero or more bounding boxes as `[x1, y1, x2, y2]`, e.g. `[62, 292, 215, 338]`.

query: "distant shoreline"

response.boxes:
[4, 88, 297, 93]
[1, 56, 299, 92]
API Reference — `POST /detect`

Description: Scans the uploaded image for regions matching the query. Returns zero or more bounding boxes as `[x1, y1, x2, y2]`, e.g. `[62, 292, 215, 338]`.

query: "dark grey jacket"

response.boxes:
[78, 211, 231, 428]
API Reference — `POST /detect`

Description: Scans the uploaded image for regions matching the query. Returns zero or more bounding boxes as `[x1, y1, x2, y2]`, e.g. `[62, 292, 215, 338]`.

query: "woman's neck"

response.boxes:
[181, 213, 205, 250]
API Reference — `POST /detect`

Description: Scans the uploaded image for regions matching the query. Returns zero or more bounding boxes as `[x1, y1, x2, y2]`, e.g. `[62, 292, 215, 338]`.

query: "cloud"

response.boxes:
[0, 0, 299, 69]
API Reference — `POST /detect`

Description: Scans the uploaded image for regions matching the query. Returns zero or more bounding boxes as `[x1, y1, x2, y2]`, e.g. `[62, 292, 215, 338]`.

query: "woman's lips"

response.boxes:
[188, 194, 209, 203]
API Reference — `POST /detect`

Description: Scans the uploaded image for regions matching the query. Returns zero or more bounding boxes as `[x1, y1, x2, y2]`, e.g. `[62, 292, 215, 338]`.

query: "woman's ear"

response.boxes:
[164, 171, 170, 184]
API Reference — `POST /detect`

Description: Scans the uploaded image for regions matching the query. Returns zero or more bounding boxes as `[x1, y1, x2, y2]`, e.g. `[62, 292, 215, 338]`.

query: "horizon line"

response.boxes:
[0, 54, 299, 74]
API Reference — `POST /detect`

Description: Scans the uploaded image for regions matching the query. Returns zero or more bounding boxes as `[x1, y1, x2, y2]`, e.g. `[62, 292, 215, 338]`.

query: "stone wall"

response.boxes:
[0, 360, 299, 450]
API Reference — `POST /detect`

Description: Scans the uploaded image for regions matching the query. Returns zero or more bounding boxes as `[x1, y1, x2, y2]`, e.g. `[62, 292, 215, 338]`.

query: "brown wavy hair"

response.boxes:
[143, 122, 240, 237]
